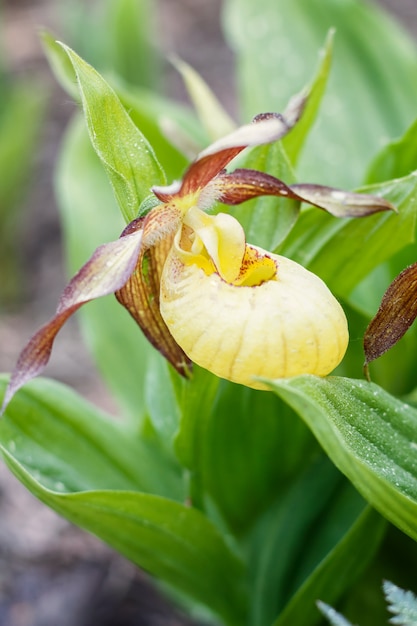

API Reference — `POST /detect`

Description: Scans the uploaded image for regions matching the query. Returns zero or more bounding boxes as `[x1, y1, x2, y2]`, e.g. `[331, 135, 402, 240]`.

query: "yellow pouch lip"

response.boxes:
[160, 247, 349, 388]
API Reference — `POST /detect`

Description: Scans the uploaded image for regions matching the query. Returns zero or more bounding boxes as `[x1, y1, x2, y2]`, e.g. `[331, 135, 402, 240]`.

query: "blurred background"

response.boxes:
[0, 1, 416, 624]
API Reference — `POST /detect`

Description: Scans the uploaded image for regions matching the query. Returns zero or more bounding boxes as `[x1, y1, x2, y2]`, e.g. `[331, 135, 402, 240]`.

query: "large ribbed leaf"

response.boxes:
[268, 375, 417, 542]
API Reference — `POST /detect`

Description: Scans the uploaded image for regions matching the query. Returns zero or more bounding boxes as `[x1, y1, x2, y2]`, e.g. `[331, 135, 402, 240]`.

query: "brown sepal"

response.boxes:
[116, 217, 192, 378]
[209, 171, 396, 218]
[364, 262, 417, 377]
[211, 168, 299, 205]
[290, 184, 396, 217]
[153, 95, 308, 202]
[2, 227, 145, 413]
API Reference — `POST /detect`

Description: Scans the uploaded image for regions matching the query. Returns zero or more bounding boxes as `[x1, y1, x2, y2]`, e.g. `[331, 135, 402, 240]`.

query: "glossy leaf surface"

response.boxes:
[268, 376, 417, 542]
[43, 32, 195, 180]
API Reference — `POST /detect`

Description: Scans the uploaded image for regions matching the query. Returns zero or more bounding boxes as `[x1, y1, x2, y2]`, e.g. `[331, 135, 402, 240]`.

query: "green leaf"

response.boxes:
[60, 42, 166, 223]
[268, 375, 417, 543]
[172, 57, 236, 141]
[176, 370, 317, 532]
[0, 376, 246, 624]
[281, 29, 334, 168]
[116, 83, 195, 180]
[43, 31, 196, 181]
[226, 142, 299, 252]
[0, 376, 184, 498]
[366, 115, 417, 185]
[144, 351, 182, 443]
[248, 453, 384, 626]
[273, 506, 385, 626]
[174, 367, 220, 463]
[249, 458, 344, 624]
[54, 491, 246, 625]
[279, 174, 417, 297]
[56, 114, 159, 423]
[223, 0, 417, 187]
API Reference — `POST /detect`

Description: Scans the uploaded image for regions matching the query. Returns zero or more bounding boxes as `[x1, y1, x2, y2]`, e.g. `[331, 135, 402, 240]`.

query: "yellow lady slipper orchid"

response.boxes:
[159, 206, 348, 389]
[2, 99, 394, 411]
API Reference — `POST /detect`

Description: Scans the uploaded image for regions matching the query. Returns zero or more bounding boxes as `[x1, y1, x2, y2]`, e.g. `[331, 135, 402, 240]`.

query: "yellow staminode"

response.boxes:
[160, 208, 349, 388]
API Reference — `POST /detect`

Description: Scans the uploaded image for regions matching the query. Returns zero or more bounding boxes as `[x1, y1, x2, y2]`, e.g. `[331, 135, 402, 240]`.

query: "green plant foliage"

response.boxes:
[60, 43, 166, 223]
[116, 83, 199, 179]
[226, 141, 299, 252]
[0, 376, 183, 497]
[268, 376, 417, 543]
[102, 0, 159, 88]
[43, 32, 199, 178]
[366, 116, 417, 185]
[172, 56, 236, 141]
[176, 372, 318, 532]
[281, 28, 334, 169]
[224, 0, 417, 187]
[273, 506, 385, 626]
[248, 457, 383, 626]
[41, 32, 80, 100]
[0, 83, 44, 213]
[0, 376, 247, 626]
[0, 378, 387, 626]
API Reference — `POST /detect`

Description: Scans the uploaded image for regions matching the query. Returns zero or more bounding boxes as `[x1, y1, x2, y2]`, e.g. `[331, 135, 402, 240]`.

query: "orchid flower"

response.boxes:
[2, 94, 394, 411]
